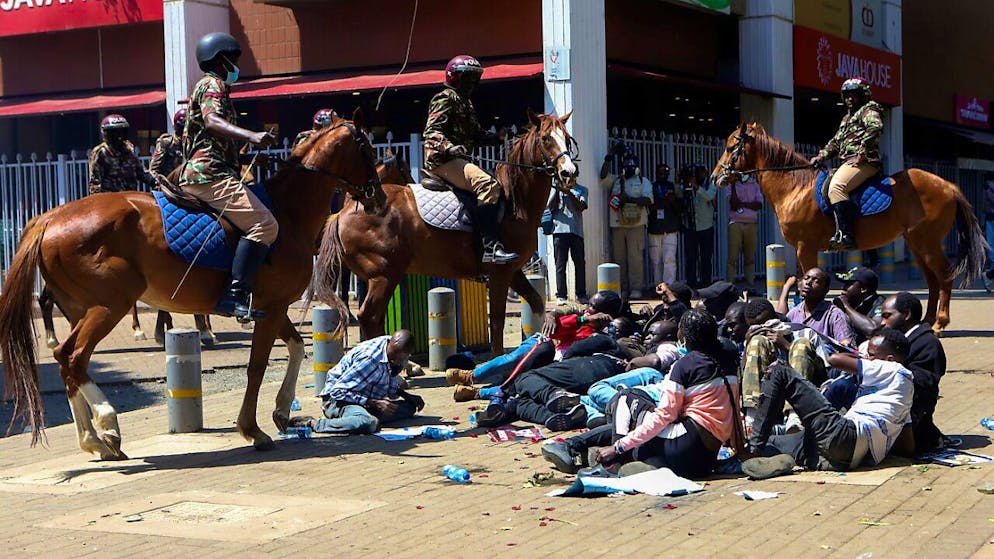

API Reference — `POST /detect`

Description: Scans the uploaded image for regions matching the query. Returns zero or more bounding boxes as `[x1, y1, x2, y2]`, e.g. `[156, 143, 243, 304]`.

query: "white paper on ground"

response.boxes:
[734, 490, 781, 500]
[551, 467, 704, 497]
[374, 425, 451, 441]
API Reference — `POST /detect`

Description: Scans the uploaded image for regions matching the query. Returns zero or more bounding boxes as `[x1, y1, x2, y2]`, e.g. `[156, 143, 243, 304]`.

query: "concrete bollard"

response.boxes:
[765, 244, 786, 302]
[521, 274, 546, 341]
[165, 328, 203, 433]
[879, 243, 895, 284]
[845, 250, 862, 272]
[428, 287, 457, 371]
[597, 263, 621, 295]
[312, 306, 345, 397]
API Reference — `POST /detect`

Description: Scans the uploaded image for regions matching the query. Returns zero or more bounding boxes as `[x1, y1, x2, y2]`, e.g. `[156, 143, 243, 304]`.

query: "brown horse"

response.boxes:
[314, 110, 579, 354]
[0, 111, 384, 457]
[712, 123, 987, 331]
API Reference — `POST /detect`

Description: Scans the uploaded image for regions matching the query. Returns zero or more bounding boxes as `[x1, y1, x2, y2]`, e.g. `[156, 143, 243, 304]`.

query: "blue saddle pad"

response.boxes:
[815, 169, 894, 216]
[154, 184, 273, 271]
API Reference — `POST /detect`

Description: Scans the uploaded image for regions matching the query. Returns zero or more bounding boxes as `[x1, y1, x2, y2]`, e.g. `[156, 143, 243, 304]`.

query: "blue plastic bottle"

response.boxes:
[290, 397, 301, 411]
[981, 418, 994, 431]
[423, 427, 456, 440]
[281, 425, 311, 439]
[442, 465, 470, 483]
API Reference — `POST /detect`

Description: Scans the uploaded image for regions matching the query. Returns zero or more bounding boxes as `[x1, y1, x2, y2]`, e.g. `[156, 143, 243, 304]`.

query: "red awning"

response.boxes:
[232, 62, 544, 100]
[608, 64, 792, 100]
[0, 88, 166, 119]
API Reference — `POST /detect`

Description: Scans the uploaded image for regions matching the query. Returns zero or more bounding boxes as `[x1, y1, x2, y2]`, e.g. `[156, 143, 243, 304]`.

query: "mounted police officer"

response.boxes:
[150, 108, 187, 180]
[88, 114, 158, 194]
[181, 31, 278, 322]
[422, 55, 518, 264]
[809, 77, 884, 251]
[293, 108, 335, 148]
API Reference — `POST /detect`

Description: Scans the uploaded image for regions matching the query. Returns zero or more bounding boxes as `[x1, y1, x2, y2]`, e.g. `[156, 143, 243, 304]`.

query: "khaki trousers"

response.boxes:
[611, 226, 646, 294]
[726, 222, 758, 285]
[431, 157, 501, 204]
[827, 162, 880, 204]
[184, 176, 279, 246]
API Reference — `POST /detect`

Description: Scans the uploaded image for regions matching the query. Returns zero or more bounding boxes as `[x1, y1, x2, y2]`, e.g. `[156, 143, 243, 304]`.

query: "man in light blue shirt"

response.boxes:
[547, 183, 589, 305]
[685, 163, 716, 288]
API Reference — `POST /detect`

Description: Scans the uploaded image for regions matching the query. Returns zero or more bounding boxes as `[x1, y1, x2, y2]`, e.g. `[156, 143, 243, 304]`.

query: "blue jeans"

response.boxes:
[822, 376, 859, 411]
[313, 399, 416, 434]
[581, 367, 665, 424]
[473, 334, 554, 385]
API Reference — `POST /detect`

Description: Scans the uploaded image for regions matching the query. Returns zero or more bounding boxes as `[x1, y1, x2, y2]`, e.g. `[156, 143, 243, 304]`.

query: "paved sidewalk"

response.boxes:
[1, 295, 993, 558]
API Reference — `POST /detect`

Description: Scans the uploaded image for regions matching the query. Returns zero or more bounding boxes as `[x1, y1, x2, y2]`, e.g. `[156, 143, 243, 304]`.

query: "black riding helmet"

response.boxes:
[196, 32, 242, 71]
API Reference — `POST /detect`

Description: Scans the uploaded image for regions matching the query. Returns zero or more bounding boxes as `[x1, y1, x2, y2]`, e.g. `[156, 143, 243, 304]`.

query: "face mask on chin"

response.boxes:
[222, 56, 240, 84]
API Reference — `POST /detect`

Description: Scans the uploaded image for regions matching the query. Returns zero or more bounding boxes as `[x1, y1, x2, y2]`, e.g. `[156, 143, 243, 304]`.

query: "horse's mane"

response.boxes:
[496, 116, 560, 220]
[748, 124, 817, 183]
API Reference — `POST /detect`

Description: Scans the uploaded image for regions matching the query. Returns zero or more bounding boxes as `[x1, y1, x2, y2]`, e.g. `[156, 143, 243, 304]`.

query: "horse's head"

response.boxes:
[302, 107, 385, 212]
[525, 108, 580, 186]
[713, 122, 764, 187]
[376, 148, 415, 185]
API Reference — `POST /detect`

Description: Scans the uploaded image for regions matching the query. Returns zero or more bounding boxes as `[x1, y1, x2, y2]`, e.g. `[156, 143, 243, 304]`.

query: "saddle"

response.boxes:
[414, 169, 504, 233]
[814, 169, 895, 217]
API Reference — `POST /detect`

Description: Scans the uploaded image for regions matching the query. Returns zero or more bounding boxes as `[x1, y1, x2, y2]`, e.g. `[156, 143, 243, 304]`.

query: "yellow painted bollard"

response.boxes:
[766, 244, 786, 302]
[879, 243, 895, 283]
[846, 250, 862, 272]
[521, 274, 546, 341]
[312, 306, 344, 397]
[165, 328, 202, 433]
[428, 287, 457, 371]
[817, 251, 828, 270]
[597, 263, 621, 295]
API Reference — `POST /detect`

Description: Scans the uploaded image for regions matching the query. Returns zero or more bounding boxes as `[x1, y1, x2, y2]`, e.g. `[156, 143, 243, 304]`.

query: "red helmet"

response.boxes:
[841, 77, 872, 97]
[444, 55, 483, 90]
[313, 108, 334, 129]
[172, 108, 187, 132]
[100, 114, 129, 131]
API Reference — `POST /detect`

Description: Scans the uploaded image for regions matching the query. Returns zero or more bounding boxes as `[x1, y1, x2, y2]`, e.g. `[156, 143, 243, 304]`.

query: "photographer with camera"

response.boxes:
[601, 141, 653, 299]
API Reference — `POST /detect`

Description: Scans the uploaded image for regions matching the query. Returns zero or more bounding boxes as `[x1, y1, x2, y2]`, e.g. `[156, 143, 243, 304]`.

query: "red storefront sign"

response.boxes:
[954, 95, 991, 129]
[0, 0, 163, 38]
[794, 25, 902, 106]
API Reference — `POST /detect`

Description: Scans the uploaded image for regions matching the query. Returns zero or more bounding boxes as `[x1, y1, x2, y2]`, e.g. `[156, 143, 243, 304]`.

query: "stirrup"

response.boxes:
[234, 293, 265, 323]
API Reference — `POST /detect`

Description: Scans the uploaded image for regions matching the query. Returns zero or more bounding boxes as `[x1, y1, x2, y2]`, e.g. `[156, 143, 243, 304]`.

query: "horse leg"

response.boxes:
[906, 243, 940, 326]
[56, 304, 132, 459]
[358, 276, 396, 340]
[196, 314, 217, 347]
[272, 315, 305, 433]
[795, 242, 819, 275]
[52, 319, 116, 459]
[487, 273, 512, 355]
[909, 238, 952, 332]
[510, 269, 543, 315]
[39, 285, 60, 349]
[238, 314, 284, 450]
[154, 310, 172, 346]
[131, 304, 146, 341]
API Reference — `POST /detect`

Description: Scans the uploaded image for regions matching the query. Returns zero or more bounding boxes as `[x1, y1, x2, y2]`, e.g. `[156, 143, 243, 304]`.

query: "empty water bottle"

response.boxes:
[290, 397, 301, 411]
[981, 418, 994, 431]
[281, 425, 311, 439]
[469, 413, 478, 427]
[442, 464, 470, 483]
[423, 427, 456, 440]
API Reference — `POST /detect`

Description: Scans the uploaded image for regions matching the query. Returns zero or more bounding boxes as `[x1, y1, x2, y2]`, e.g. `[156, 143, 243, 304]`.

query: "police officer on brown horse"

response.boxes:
[88, 115, 159, 194]
[423, 55, 518, 264]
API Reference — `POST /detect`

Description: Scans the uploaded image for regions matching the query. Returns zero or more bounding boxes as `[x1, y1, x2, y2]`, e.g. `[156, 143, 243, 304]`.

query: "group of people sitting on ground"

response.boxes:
[287, 264, 949, 482]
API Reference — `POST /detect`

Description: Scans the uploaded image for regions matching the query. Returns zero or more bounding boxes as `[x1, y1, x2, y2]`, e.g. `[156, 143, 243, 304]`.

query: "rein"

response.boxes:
[272, 122, 381, 202]
[717, 129, 816, 182]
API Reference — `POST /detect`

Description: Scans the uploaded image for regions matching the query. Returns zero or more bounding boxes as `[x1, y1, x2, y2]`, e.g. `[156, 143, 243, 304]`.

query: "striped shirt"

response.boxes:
[320, 336, 400, 405]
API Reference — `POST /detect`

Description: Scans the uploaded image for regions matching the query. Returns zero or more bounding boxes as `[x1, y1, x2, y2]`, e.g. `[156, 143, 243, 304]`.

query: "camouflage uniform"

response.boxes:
[819, 101, 885, 204]
[422, 86, 501, 204]
[293, 129, 317, 148]
[87, 140, 157, 195]
[150, 133, 184, 181]
[180, 73, 278, 246]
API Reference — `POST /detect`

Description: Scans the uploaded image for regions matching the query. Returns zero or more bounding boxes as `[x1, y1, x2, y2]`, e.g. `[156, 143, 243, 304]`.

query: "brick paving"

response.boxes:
[1, 292, 993, 558]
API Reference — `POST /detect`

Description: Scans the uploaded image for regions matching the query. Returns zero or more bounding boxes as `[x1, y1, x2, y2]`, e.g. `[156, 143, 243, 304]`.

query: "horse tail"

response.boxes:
[313, 213, 349, 339]
[0, 215, 49, 445]
[949, 186, 988, 287]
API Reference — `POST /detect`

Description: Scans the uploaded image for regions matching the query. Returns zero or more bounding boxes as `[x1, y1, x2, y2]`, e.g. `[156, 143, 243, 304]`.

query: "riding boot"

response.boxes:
[215, 237, 269, 323]
[829, 200, 858, 251]
[473, 202, 518, 264]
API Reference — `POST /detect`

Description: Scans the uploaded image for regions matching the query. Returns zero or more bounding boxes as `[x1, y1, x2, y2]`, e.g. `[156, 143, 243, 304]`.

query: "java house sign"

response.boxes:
[794, 25, 902, 106]
[0, 0, 163, 38]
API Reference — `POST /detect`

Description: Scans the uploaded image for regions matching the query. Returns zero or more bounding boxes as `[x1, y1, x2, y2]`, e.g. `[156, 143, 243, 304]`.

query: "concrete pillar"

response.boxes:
[312, 306, 344, 397]
[165, 328, 203, 433]
[163, 0, 231, 128]
[765, 244, 786, 302]
[596, 263, 620, 295]
[427, 288, 457, 371]
[879, 243, 895, 283]
[740, 0, 796, 272]
[543, 0, 607, 295]
[881, 0, 905, 263]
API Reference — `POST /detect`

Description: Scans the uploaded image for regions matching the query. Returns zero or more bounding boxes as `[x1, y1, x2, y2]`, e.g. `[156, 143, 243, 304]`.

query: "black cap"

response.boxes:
[666, 281, 696, 308]
[836, 267, 879, 290]
[696, 281, 739, 319]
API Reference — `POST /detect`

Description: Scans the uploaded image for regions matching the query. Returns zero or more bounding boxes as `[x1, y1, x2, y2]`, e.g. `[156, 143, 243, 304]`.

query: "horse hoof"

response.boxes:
[100, 432, 127, 460]
[46, 337, 60, 350]
[134, 330, 147, 341]
[253, 435, 276, 451]
[100, 449, 129, 461]
[201, 333, 216, 347]
[273, 410, 290, 433]
[155, 334, 166, 346]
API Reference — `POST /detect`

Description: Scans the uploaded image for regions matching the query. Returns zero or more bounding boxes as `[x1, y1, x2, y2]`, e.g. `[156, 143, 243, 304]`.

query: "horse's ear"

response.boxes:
[559, 110, 573, 124]
[384, 147, 394, 157]
[527, 107, 542, 126]
[352, 107, 365, 131]
[738, 122, 747, 136]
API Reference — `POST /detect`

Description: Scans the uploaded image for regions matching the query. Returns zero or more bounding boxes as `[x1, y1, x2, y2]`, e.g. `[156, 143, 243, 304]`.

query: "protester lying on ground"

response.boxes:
[445, 290, 622, 399]
[541, 310, 742, 479]
[778, 268, 854, 347]
[824, 292, 947, 453]
[832, 267, 886, 346]
[740, 328, 915, 480]
[291, 330, 425, 435]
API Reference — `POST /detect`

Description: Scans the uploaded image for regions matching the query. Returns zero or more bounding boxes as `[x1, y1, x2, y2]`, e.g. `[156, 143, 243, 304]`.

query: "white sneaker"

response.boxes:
[555, 297, 569, 306]
[784, 411, 803, 434]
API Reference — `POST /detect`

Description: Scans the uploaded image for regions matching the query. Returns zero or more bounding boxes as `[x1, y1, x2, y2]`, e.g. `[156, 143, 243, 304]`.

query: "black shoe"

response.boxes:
[215, 238, 269, 322]
[829, 200, 858, 251]
[541, 440, 583, 474]
[741, 453, 796, 480]
[586, 415, 608, 429]
[546, 390, 581, 413]
[482, 241, 519, 264]
[473, 202, 518, 264]
[473, 400, 508, 428]
[544, 404, 587, 432]
[578, 463, 620, 478]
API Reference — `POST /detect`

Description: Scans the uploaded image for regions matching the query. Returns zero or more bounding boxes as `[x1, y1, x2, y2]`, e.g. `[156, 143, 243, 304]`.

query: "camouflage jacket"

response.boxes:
[293, 129, 317, 148]
[150, 133, 184, 179]
[88, 140, 156, 194]
[818, 101, 884, 165]
[181, 73, 240, 185]
[422, 86, 497, 170]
